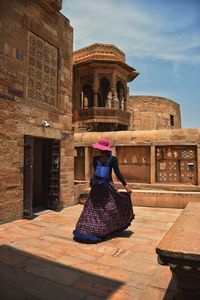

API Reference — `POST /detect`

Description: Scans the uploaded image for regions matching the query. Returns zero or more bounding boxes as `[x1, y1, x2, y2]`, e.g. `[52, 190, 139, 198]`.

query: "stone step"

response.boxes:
[81, 187, 200, 209]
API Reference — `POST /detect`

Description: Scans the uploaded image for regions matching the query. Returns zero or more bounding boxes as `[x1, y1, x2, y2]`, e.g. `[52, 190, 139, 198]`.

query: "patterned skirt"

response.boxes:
[73, 182, 135, 242]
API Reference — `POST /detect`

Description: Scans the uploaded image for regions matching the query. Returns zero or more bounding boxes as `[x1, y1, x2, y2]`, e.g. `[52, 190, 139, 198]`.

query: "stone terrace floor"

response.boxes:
[0, 205, 182, 300]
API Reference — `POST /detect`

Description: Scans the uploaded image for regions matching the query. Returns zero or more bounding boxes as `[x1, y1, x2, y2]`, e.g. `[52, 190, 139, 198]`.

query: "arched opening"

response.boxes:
[99, 77, 110, 107]
[81, 84, 94, 109]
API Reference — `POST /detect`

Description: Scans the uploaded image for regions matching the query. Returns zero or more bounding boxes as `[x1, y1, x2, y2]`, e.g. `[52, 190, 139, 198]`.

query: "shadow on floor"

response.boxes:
[99, 230, 134, 243]
[0, 244, 125, 300]
[111, 230, 134, 238]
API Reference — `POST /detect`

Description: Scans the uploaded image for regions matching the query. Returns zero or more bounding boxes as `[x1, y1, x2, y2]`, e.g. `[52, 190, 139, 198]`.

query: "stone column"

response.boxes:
[111, 72, 116, 109]
[85, 147, 90, 181]
[150, 145, 156, 184]
[197, 146, 200, 186]
[113, 91, 119, 109]
[93, 93, 98, 107]
[93, 70, 99, 107]
[124, 98, 127, 110]
[125, 86, 129, 111]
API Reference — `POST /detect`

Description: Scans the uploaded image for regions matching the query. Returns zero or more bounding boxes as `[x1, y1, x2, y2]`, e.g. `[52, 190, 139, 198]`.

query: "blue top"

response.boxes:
[93, 155, 126, 186]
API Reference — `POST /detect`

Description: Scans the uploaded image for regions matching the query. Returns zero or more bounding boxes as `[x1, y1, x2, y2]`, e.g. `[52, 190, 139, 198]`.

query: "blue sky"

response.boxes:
[62, 0, 200, 128]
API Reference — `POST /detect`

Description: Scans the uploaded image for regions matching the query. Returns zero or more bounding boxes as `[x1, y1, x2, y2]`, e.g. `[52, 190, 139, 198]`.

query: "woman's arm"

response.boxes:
[93, 156, 98, 170]
[113, 157, 126, 185]
[113, 157, 132, 194]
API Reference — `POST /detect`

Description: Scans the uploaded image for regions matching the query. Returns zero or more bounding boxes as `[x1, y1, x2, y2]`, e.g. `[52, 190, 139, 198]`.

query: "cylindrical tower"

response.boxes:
[128, 95, 181, 130]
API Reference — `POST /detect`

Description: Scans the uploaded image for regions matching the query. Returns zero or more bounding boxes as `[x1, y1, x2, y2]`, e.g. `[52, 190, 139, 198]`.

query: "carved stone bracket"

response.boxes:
[169, 263, 200, 300]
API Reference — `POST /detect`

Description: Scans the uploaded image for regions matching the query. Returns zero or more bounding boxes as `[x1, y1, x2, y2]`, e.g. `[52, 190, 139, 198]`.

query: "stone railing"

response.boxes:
[75, 107, 131, 126]
[156, 202, 200, 300]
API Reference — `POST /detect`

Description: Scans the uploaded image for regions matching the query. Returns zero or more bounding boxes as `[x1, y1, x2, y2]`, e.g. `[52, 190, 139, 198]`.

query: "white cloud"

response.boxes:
[62, 0, 200, 64]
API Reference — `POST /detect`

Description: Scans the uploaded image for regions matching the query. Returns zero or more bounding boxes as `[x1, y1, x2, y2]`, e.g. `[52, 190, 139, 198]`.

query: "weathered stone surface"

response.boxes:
[156, 202, 200, 300]
[0, 206, 181, 299]
[0, 0, 74, 224]
[129, 95, 181, 131]
[156, 202, 200, 258]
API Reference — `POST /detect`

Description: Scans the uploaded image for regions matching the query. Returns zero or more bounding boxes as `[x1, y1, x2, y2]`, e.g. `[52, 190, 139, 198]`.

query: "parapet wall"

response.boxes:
[74, 129, 200, 186]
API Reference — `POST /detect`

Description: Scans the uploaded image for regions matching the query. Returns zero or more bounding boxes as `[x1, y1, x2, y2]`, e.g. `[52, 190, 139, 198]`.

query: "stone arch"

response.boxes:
[99, 77, 111, 107]
[81, 84, 94, 108]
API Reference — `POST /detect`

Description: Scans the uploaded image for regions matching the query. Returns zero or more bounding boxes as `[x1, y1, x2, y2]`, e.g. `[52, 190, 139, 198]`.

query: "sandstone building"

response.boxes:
[72, 43, 139, 132]
[0, 0, 74, 223]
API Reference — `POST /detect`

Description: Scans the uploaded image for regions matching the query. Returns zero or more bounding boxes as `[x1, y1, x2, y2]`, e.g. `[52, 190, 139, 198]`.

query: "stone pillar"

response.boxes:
[197, 146, 200, 186]
[93, 70, 99, 107]
[150, 145, 156, 184]
[81, 92, 84, 109]
[124, 98, 127, 110]
[93, 93, 98, 107]
[106, 91, 112, 108]
[85, 147, 90, 181]
[113, 91, 119, 109]
[121, 97, 124, 110]
[125, 86, 129, 111]
[111, 72, 116, 109]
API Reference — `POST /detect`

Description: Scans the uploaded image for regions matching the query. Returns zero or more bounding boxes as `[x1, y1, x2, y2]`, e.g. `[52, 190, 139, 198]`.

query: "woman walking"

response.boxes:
[73, 138, 134, 243]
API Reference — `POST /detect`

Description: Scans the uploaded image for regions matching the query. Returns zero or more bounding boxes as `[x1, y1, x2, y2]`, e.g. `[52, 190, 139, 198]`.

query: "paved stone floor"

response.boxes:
[0, 205, 182, 300]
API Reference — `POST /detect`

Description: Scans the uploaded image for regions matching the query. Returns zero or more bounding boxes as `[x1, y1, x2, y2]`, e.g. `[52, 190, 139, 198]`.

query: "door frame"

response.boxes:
[23, 135, 61, 219]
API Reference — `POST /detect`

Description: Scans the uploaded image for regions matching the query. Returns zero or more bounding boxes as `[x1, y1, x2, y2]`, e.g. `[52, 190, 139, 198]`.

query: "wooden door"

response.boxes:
[24, 136, 61, 217]
[24, 135, 34, 219]
[48, 139, 61, 211]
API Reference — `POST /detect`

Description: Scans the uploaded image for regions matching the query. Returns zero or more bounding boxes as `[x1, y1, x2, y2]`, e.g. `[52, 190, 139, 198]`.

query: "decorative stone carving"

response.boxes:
[26, 31, 58, 107]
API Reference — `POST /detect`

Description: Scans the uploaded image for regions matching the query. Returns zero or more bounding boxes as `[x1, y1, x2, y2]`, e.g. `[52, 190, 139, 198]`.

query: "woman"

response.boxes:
[73, 138, 134, 243]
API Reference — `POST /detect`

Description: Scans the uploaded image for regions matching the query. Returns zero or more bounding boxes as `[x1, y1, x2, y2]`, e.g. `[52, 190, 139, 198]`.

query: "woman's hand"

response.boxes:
[125, 184, 132, 194]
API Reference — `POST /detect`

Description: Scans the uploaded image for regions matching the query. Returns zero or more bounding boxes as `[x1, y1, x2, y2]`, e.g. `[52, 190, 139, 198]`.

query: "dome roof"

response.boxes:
[73, 43, 139, 82]
[73, 43, 125, 64]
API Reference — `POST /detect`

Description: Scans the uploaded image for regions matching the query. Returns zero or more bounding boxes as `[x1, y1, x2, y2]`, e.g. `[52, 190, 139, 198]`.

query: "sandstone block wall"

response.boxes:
[74, 129, 200, 187]
[0, 0, 74, 223]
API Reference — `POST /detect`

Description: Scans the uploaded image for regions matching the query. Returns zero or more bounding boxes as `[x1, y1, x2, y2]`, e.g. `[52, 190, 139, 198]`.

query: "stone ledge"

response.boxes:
[156, 202, 200, 300]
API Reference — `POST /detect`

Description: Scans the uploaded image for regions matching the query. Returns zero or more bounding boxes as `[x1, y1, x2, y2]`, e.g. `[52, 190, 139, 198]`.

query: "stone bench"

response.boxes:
[156, 202, 200, 300]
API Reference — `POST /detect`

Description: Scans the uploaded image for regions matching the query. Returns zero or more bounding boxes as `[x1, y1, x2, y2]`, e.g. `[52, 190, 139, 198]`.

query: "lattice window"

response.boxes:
[26, 32, 58, 107]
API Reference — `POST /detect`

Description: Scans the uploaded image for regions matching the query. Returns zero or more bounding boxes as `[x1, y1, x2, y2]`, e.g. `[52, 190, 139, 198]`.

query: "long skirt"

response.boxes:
[73, 182, 135, 242]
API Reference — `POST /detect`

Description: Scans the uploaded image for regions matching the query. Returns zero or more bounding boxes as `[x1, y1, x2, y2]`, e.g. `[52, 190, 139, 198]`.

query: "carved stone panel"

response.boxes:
[26, 31, 58, 107]
[156, 146, 197, 184]
[117, 146, 151, 183]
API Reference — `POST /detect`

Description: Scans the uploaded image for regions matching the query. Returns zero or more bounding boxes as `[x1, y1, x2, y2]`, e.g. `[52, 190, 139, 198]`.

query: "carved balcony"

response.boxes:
[74, 107, 131, 127]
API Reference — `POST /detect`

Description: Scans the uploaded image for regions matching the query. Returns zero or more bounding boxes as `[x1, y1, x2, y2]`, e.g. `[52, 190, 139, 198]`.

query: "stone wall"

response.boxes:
[0, 0, 74, 223]
[74, 129, 200, 187]
[128, 95, 181, 130]
[74, 129, 200, 208]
